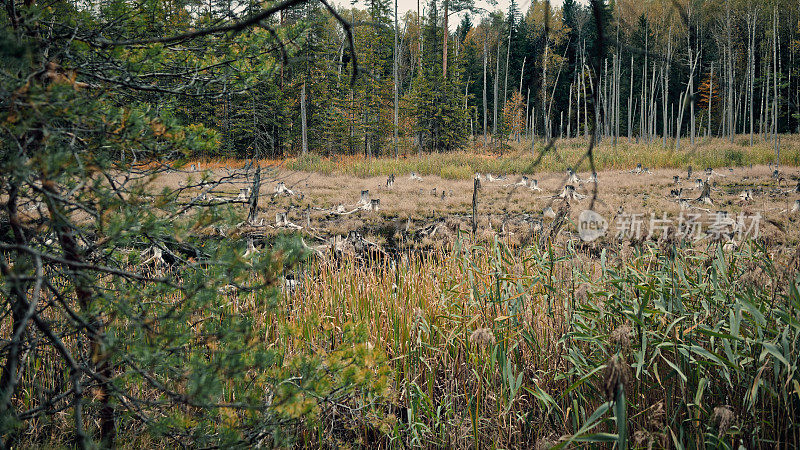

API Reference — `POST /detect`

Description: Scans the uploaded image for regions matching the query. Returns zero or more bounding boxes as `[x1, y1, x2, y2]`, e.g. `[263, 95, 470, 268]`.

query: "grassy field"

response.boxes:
[280, 135, 799, 180]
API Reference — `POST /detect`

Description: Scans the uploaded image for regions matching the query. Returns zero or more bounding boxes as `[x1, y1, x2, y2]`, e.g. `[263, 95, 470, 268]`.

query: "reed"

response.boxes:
[6, 235, 799, 447]
[279, 236, 800, 447]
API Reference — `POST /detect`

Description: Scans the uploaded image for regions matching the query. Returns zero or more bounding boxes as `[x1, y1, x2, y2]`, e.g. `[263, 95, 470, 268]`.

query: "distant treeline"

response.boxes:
[108, 0, 800, 158]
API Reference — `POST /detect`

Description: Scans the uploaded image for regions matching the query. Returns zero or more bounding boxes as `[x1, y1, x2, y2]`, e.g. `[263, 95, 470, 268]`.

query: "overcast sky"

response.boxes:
[335, 0, 575, 27]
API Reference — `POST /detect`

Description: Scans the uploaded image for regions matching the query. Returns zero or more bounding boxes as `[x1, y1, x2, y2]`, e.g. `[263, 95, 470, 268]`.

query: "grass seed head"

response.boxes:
[603, 354, 630, 401]
[535, 437, 556, 450]
[713, 406, 735, 435]
[611, 324, 633, 349]
[470, 328, 496, 349]
[648, 401, 665, 429]
[633, 430, 651, 447]
[574, 283, 589, 302]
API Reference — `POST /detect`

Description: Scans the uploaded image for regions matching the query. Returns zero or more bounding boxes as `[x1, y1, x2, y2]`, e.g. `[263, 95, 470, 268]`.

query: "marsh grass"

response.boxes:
[285, 135, 797, 179]
[280, 236, 800, 447]
[6, 233, 799, 447]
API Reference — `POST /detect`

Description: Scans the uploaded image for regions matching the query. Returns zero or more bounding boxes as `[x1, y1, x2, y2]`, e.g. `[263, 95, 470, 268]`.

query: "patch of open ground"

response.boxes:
[154, 162, 800, 251]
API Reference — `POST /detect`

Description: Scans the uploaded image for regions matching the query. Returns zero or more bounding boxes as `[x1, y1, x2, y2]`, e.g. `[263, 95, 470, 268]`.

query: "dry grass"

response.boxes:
[167, 136, 800, 252]
[278, 134, 799, 179]
[150, 162, 800, 251]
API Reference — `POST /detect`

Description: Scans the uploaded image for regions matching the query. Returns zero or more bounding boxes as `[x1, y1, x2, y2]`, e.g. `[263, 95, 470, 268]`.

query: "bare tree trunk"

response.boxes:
[687, 22, 695, 146]
[773, 5, 779, 165]
[735, 83, 743, 135]
[726, 0, 734, 142]
[301, 82, 308, 155]
[542, 41, 548, 140]
[613, 53, 619, 146]
[337, 38, 345, 80]
[465, 76, 470, 115]
[676, 53, 699, 150]
[793, 4, 799, 134]
[782, 18, 789, 134]
[643, 30, 648, 142]
[588, 62, 598, 141]
[393, 0, 399, 157]
[603, 59, 609, 138]
[794, 2, 799, 133]
[662, 28, 671, 147]
[582, 64, 588, 140]
[671, 102, 674, 137]
[224, 89, 230, 153]
[483, 40, 488, 145]
[471, 103, 475, 140]
[689, 61, 697, 145]
[649, 62, 657, 142]
[676, 91, 684, 149]
[504, 26, 511, 107]
[640, 62, 646, 141]
[248, 167, 261, 224]
[582, 41, 588, 140]
[709, 63, 713, 138]
[615, 37, 620, 145]
[568, 81, 573, 138]
[577, 71, 582, 139]
[761, 51, 768, 141]
[748, 7, 755, 145]
[494, 39, 500, 137]
[526, 87, 530, 137]
[628, 56, 633, 141]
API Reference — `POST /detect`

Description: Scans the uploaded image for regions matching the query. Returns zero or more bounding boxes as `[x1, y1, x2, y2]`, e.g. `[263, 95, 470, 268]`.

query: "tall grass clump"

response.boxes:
[282, 236, 800, 447]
